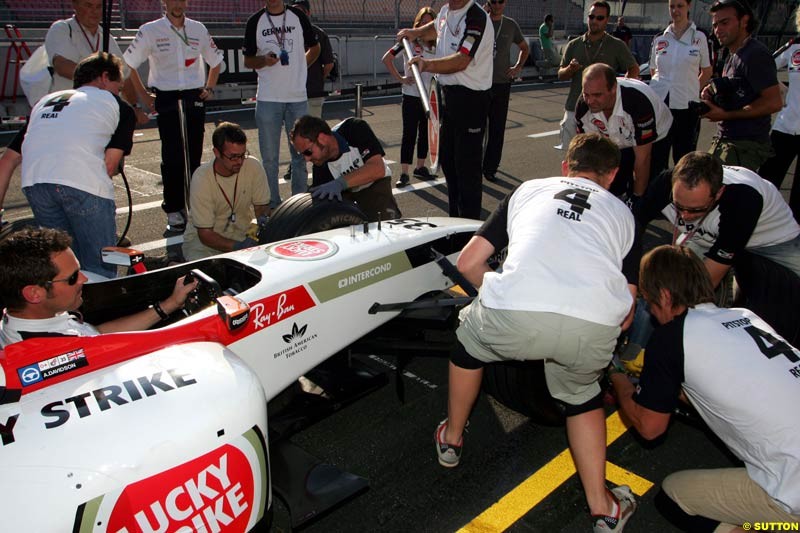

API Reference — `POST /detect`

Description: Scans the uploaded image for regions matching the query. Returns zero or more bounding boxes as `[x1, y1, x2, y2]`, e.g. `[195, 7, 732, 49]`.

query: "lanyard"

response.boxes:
[170, 24, 190, 47]
[267, 10, 287, 50]
[214, 168, 240, 223]
[445, 8, 466, 37]
[75, 17, 99, 53]
[671, 206, 714, 246]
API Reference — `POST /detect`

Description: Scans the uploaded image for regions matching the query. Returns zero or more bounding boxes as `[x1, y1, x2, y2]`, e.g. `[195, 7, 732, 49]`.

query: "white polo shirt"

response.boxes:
[772, 41, 800, 136]
[45, 17, 126, 93]
[649, 23, 711, 109]
[576, 77, 673, 148]
[123, 17, 222, 91]
[434, 0, 494, 91]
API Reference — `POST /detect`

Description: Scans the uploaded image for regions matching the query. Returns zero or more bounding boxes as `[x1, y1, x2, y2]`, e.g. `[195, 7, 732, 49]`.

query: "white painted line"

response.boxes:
[527, 130, 560, 139]
[132, 234, 185, 252]
[116, 200, 162, 215]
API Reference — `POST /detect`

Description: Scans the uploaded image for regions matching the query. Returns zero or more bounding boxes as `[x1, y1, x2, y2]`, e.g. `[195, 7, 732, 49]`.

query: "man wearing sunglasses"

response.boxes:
[557, 1, 638, 151]
[0, 227, 198, 348]
[639, 152, 800, 291]
[290, 115, 401, 221]
[182, 122, 269, 261]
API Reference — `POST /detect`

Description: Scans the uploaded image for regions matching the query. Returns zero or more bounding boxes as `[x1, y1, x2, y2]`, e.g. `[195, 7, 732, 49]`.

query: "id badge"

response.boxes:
[279, 49, 289, 66]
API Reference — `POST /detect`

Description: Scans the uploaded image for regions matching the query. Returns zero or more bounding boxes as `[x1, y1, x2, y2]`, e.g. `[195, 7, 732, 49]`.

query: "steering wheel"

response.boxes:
[182, 268, 223, 316]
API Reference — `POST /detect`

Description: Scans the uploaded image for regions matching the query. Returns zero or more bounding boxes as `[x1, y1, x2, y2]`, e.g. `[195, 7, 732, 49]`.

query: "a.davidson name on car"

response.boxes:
[309, 252, 413, 302]
[267, 239, 338, 261]
[75, 427, 268, 533]
[17, 347, 88, 387]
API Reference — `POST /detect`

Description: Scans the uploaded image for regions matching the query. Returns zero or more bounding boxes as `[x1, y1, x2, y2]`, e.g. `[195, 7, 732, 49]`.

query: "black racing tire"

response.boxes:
[259, 193, 367, 244]
[482, 360, 565, 426]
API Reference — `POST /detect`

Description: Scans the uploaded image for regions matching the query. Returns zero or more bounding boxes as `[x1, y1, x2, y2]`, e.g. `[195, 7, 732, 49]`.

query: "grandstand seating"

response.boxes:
[0, 0, 72, 26]
[0, 0, 587, 32]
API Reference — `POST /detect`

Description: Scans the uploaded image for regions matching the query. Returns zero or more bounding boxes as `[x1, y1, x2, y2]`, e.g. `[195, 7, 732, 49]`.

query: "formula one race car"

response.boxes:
[0, 198, 493, 532]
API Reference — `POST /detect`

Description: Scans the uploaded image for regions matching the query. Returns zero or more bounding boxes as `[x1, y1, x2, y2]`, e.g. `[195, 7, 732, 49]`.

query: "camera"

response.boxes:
[688, 100, 711, 116]
[707, 77, 749, 111]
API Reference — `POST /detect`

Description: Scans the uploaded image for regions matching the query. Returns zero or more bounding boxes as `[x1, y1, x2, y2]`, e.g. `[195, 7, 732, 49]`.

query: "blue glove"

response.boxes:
[233, 237, 258, 251]
[311, 177, 346, 201]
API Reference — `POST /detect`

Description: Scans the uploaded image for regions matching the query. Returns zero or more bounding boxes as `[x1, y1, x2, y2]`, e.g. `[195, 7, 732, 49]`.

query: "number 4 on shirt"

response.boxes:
[744, 325, 799, 363]
[554, 188, 592, 215]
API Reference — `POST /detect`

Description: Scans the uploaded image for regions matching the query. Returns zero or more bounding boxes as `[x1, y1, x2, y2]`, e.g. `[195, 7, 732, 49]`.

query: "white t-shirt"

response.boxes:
[45, 17, 126, 93]
[21, 86, 136, 200]
[576, 77, 673, 148]
[663, 166, 800, 261]
[772, 42, 800, 136]
[124, 17, 222, 91]
[242, 6, 318, 103]
[434, 1, 494, 91]
[649, 23, 711, 109]
[636, 303, 800, 514]
[0, 310, 99, 348]
[478, 177, 635, 327]
[386, 40, 435, 98]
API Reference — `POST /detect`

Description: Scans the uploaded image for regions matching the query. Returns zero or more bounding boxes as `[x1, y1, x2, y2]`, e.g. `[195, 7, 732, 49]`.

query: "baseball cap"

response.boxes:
[292, 0, 311, 10]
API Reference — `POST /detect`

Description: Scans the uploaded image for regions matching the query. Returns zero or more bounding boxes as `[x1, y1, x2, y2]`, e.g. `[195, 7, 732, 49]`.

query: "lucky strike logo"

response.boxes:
[792, 49, 800, 66]
[268, 239, 338, 261]
[107, 446, 254, 533]
[656, 40, 668, 52]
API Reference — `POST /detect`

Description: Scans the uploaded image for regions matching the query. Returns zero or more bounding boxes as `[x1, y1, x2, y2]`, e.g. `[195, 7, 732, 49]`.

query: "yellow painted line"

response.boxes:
[458, 412, 653, 533]
[606, 462, 655, 496]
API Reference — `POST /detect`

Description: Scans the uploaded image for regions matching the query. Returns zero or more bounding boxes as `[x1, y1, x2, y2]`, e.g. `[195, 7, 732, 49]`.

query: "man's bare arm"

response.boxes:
[455, 235, 496, 288]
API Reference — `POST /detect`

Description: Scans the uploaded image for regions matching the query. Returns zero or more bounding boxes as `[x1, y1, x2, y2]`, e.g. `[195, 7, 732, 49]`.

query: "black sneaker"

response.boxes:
[396, 173, 410, 188]
[413, 166, 436, 180]
[166, 211, 186, 233]
[483, 172, 498, 183]
[283, 164, 292, 181]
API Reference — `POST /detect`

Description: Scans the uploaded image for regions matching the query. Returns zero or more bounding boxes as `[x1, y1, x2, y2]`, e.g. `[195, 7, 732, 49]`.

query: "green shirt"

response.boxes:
[539, 22, 553, 50]
[492, 15, 525, 85]
[560, 32, 637, 110]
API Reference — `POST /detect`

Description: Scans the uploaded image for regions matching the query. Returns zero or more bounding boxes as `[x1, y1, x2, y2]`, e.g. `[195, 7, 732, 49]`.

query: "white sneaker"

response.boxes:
[592, 485, 637, 532]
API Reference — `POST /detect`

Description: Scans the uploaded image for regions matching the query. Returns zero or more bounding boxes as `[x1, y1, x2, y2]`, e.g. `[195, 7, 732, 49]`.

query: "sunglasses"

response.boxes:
[221, 151, 249, 162]
[299, 139, 319, 157]
[588, 14, 607, 20]
[489, 0, 505, 4]
[45, 268, 81, 288]
[672, 199, 715, 215]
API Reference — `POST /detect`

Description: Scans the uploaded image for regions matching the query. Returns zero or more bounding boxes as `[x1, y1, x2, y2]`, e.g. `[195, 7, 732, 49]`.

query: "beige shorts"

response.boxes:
[662, 468, 799, 531]
[456, 298, 619, 406]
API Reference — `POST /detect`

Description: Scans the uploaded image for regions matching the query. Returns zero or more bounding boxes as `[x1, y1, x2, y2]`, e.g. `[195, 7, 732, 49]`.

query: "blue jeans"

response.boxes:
[24, 183, 117, 278]
[751, 233, 800, 278]
[255, 100, 309, 208]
